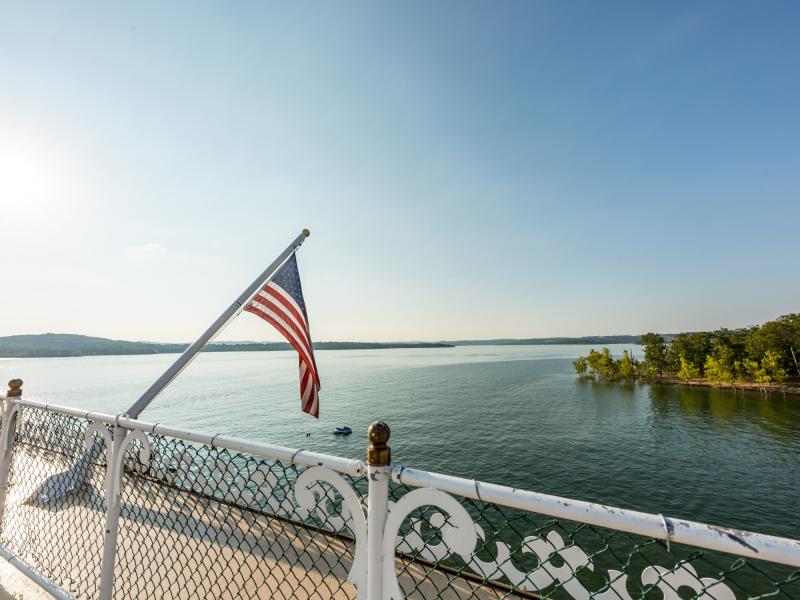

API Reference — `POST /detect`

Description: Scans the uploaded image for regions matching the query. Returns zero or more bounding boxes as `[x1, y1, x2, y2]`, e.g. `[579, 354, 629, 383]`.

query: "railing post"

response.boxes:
[99, 426, 126, 600]
[366, 421, 391, 600]
[0, 379, 22, 532]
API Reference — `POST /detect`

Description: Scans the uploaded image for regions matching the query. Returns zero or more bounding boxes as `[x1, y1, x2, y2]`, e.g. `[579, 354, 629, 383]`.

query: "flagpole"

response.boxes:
[125, 229, 310, 419]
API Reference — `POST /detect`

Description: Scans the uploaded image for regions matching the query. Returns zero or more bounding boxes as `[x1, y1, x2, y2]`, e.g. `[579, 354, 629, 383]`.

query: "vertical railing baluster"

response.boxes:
[366, 422, 391, 600]
[99, 425, 126, 600]
[0, 379, 22, 533]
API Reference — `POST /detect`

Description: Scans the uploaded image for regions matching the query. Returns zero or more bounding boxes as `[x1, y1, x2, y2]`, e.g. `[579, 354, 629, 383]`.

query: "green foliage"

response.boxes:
[705, 355, 734, 384]
[640, 333, 668, 377]
[617, 350, 636, 379]
[576, 314, 799, 388]
[745, 314, 800, 376]
[676, 355, 700, 380]
[757, 350, 788, 384]
[667, 332, 713, 375]
[579, 347, 639, 381]
[573, 356, 589, 376]
[704, 337, 741, 384]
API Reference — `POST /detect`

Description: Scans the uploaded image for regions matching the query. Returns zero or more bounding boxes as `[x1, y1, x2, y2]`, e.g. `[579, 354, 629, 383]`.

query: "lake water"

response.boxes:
[1, 344, 798, 540]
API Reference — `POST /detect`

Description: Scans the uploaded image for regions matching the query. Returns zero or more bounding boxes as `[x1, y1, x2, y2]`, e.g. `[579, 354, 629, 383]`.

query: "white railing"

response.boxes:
[1, 380, 799, 600]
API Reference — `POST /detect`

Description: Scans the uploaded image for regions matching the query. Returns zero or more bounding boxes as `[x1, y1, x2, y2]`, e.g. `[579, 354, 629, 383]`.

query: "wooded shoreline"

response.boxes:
[646, 375, 800, 396]
[574, 313, 800, 397]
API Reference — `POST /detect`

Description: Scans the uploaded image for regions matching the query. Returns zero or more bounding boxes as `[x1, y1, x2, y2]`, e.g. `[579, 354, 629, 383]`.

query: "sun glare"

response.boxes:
[0, 143, 61, 219]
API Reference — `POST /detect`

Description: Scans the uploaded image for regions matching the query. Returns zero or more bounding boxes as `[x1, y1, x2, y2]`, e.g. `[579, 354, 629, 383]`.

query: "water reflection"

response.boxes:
[647, 383, 800, 446]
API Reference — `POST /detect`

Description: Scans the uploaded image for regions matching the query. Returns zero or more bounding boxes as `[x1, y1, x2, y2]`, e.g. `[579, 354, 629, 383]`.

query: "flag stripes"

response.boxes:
[244, 254, 320, 417]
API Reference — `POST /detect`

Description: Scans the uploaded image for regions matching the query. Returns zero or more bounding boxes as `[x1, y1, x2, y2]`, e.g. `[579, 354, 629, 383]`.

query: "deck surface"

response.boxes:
[1, 447, 519, 599]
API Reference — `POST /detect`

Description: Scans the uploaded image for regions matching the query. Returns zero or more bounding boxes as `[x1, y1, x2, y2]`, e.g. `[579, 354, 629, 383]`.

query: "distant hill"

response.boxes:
[0, 334, 453, 358]
[443, 335, 647, 346]
[0, 332, 681, 358]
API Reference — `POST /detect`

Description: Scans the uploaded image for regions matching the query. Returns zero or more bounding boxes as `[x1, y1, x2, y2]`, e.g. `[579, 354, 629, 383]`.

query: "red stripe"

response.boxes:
[264, 285, 321, 381]
[302, 374, 319, 418]
[263, 285, 308, 331]
[300, 362, 313, 395]
[244, 305, 318, 378]
[255, 289, 320, 387]
[251, 295, 314, 361]
[307, 388, 319, 418]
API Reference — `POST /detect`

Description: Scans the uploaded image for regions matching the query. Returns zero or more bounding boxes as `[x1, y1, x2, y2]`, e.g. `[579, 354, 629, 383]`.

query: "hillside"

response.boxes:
[443, 335, 648, 346]
[0, 334, 453, 358]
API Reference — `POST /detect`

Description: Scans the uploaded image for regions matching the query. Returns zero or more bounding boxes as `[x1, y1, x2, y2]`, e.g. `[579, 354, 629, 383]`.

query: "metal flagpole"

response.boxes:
[27, 229, 311, 506]
[126, 228, 311, 418]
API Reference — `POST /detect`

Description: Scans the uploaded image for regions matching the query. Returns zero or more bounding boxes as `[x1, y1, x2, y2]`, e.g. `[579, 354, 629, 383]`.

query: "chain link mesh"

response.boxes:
[1, 407, 106, 598]
[385, 484, 800, 599]
[0, 405, 797, 599]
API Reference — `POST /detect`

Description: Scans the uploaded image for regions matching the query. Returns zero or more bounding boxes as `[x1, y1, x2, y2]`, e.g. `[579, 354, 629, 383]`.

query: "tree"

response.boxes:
[640, 333, 668, 378]
[573, 356, 589, 376]
[598, 347, 618, 379]
[704, 340, 737, 384]
[759, 350, 788, 384]
[746, 314, 800, 377]
[617, 350, 636, 380]
[586, 349, 603, 376]
[739, 358, 761, 382]
[668, 332, 713, 375]
[677, 355, 699, 380]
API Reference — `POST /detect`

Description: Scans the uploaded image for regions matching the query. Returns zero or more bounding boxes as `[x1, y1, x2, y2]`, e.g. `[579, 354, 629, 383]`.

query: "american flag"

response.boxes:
[245, 254, 321, 417]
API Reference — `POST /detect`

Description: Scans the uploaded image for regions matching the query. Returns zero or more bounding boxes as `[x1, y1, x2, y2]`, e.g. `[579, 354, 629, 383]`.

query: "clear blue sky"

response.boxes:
[1, 2, 798, 342]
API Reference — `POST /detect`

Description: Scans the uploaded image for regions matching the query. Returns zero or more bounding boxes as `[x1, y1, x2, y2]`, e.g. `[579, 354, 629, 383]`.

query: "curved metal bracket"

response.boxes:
[381, 487, 478, 600]
[295, 466, 368, 598]
[85, 425, 151, 508]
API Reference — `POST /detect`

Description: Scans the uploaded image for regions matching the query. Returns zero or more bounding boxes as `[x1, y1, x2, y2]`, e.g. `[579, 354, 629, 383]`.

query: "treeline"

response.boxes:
[0, 334, 453, 358]
[573, 314, 800, 387]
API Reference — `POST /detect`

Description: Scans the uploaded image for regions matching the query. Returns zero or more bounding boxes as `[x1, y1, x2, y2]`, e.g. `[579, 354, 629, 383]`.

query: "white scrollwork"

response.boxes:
[641, 563, 736, 600]
[84, 422, 112, 452]
[85, 424, 151, 507]
[294, 466, 368, 599]
[382, 487, 478, 600]
[383, 487, 737, 600]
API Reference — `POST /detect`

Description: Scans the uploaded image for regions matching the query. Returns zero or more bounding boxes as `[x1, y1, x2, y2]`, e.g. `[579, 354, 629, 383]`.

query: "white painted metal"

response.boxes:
[0, 399, 20, 530]
[366, 465, 389, 600]
[295, 466, 368, 598]
[391, 465, 800, 568]
[6, 397, 800, 600]
[13, 398, 364, 476]
[11, 397, 800, 568]
[388, 490, 738, 599]
[381, 487, 477, 600]
[0, 542, 77, 600]
[92, 424, 152, 600]
[125, 229, 310, 418]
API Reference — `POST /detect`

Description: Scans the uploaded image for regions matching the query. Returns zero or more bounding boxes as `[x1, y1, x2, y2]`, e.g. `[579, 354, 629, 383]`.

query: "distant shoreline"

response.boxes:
[0, 334, 455, 358]
[0, 332, 649, 359]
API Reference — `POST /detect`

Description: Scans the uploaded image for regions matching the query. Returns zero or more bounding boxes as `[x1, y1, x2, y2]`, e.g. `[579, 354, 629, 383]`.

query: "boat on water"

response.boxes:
[334, 426, 352, 435]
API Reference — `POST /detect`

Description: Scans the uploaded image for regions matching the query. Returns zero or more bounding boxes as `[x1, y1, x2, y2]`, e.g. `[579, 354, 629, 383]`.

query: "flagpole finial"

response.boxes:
[367, 421, 391, 466]
[302, 228, 310, 238]
[6, 379, 22, 398]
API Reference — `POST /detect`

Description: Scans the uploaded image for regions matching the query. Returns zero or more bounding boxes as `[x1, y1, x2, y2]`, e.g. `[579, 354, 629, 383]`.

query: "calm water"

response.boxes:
[1, 345, 798, 540]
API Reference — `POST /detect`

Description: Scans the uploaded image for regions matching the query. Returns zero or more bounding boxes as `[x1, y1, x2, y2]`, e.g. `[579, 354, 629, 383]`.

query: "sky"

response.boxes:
[1, 2, 799, 343]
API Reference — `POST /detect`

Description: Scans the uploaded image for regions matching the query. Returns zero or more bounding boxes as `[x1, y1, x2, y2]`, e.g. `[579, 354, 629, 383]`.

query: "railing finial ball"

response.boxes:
[6, 379, 22, 398]
[367, 421, 391, 466]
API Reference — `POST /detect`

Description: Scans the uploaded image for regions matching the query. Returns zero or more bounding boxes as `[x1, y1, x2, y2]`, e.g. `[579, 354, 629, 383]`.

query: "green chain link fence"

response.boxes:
[0, 405, 798, 599]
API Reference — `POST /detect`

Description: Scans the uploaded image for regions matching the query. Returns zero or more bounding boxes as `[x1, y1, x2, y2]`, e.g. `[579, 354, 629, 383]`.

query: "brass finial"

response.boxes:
[367, 421, 391, 466]
[6, 379, 22, 398]
[302, 228, 311, 237]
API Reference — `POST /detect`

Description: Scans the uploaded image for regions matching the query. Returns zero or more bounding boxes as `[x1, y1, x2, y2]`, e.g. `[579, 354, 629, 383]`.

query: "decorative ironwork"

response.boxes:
[0, 401, 797, 600]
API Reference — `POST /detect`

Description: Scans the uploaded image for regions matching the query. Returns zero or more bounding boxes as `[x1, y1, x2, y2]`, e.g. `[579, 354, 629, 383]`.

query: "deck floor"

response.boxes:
[1, 448, 521, 599]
